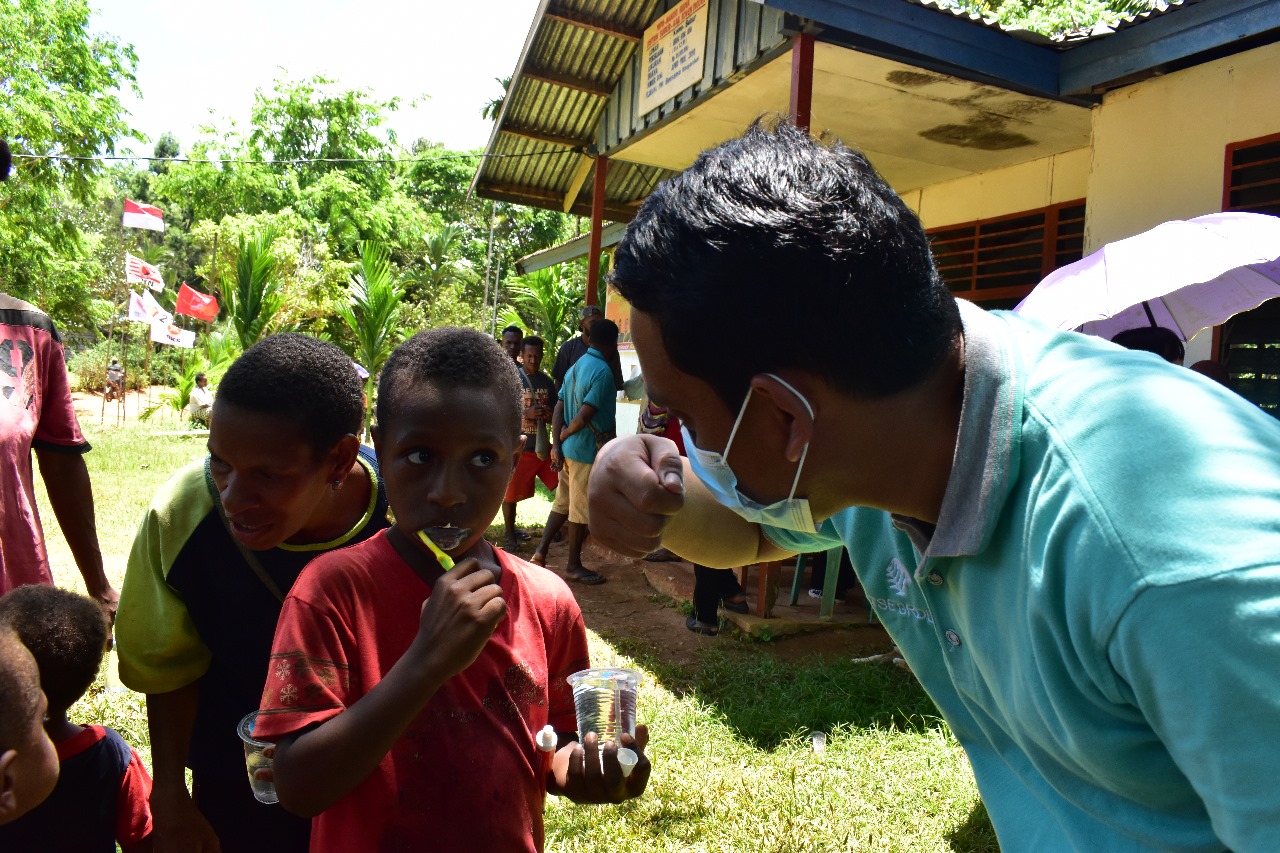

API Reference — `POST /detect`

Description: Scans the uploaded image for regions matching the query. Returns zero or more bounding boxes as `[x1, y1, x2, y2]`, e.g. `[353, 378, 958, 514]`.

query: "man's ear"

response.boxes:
[0, 748, 19, 824]
[752, 374, 816, 464]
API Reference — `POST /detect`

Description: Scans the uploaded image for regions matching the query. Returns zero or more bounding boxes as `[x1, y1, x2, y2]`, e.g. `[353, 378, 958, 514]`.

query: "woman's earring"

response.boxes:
[331, 478, 342, 491]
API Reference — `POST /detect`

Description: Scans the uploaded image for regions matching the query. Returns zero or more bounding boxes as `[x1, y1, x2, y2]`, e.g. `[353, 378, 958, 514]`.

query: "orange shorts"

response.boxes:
[504, 450, 558, 504]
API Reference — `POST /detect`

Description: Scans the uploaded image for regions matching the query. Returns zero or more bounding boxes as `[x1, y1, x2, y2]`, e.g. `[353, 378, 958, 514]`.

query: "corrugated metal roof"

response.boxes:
[472, 0, 666, 221]
[471, 0, 1236, 221]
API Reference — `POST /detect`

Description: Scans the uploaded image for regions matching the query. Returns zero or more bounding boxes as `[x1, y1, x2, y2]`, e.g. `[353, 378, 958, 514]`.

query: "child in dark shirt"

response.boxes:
[0, 585, 153, 851]
[257, 327, 649, 852]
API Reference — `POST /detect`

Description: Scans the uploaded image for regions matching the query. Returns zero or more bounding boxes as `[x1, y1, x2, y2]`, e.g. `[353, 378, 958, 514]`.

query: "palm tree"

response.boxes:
[503, 267, 583, 354]
[339, 241, 405, 436]
[480, 77, 512, 122]
[224, 229, 284, 350]
[416, 223, 472, 294]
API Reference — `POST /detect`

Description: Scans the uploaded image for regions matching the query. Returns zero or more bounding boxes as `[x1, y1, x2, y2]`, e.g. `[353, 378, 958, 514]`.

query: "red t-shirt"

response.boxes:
[257, 532, 590, 853]
[0, 295, 88, 592]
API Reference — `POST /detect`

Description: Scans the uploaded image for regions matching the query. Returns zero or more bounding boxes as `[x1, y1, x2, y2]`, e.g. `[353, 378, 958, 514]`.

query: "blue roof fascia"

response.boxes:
[1059, 0, 1280, 95]
[763, 0, 1070, 101]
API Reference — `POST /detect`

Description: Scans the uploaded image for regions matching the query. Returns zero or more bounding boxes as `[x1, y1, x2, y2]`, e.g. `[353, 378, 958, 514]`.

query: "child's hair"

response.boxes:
[0, 586, 107, 719]
[215, 333, 364, 458]
[377, 327, 523, 434]
[0, 628, 41, 751]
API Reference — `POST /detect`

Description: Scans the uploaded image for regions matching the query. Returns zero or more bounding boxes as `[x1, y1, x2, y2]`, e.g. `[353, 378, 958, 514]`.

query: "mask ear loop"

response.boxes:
[720, 387, 755, 461]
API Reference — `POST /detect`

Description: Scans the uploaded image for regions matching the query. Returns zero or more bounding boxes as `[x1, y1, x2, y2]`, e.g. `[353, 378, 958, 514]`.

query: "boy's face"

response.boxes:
[208, 403, 352, 550]
[0, 647, 58, 825]
[522, 344, 543, 374]
[373, 382, 521, 560]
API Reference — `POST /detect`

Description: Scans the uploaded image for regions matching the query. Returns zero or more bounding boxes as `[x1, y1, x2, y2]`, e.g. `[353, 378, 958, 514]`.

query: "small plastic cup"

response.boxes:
[616, 747, 639, 778]
[237, 712, 278, 804]
[567, 667, 642, 747]
[810, 730, 827, 754]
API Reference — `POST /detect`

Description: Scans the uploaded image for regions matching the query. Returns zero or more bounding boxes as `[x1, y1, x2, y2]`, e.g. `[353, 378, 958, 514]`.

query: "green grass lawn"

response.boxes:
[37, 419, 996, 852]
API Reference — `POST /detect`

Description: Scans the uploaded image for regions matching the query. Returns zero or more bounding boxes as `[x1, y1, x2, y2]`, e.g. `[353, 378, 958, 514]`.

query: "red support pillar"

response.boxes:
[789, 32, 814, 132]
[586, 154, 608, 307]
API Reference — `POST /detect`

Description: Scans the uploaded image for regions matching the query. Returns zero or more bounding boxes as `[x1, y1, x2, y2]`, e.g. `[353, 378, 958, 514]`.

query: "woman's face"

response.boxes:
[207, 403, 345, 550]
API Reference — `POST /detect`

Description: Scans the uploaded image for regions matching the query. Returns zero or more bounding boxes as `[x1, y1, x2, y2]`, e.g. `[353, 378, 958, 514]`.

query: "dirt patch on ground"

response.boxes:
[505, 534, 895, 671]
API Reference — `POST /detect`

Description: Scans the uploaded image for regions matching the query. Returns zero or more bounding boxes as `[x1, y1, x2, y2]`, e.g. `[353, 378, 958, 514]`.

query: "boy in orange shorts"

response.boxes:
[503, 336, 558, 551]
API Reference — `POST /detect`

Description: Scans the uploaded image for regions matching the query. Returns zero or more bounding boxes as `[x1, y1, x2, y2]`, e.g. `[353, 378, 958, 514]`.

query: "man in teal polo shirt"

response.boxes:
[533, 319, 619, 584]
[589, 121, 1280, 851]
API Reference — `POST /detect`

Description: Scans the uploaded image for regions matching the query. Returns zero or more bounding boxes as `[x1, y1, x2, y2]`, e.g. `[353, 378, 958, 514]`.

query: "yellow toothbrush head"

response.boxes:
[416, 529, 456, 571]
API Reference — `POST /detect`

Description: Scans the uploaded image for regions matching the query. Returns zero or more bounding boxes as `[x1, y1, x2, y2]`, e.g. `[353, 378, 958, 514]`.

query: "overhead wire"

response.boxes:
[9, 148, 580, 166]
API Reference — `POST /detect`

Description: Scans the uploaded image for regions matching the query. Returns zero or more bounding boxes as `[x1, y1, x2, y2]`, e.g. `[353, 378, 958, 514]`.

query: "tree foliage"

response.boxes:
[225, 229, 285, 349]
[339, 241, 405, 434]
[944, 0, 1161, 34]
[0, 0, 139, 319]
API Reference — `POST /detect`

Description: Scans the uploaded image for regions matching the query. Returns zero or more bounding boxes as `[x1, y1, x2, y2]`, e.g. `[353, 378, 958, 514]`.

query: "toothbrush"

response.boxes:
[416, 529, 456, 571]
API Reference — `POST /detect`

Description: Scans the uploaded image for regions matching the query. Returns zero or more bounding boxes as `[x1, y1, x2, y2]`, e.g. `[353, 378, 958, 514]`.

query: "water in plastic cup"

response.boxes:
[567, 667, 642, 746]
[237, 712, 278, 804]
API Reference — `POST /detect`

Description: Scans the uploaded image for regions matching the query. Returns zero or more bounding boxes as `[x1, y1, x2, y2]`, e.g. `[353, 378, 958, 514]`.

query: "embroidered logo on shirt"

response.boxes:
[886, 558, 911, 597]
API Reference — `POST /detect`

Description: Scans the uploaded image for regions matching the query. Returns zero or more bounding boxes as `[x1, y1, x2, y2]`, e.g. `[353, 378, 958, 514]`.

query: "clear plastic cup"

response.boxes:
[567, 667, 642, 746]
[237, 712, 278, 804]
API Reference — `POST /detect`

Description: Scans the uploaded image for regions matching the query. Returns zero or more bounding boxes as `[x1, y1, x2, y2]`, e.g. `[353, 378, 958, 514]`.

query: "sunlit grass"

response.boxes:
[39, 421, 995, 852]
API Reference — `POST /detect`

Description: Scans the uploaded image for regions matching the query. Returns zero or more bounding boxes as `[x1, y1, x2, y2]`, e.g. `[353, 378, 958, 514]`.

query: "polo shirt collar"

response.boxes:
[585, 347, 604, 360]
[892, 300, 1023, 564]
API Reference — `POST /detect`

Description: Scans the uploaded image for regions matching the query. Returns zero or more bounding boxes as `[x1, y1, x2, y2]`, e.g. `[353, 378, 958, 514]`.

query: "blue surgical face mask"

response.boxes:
[682, 374, 818, 533]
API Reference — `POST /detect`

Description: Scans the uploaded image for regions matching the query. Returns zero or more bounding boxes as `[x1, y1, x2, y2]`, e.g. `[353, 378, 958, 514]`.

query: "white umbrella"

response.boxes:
[1013, 212, 1280, 341]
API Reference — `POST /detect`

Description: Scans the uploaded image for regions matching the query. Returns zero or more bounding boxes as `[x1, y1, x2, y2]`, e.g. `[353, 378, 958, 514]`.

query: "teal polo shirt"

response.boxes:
[559, 347, 616, 464]
[765, 301, 1280, 851]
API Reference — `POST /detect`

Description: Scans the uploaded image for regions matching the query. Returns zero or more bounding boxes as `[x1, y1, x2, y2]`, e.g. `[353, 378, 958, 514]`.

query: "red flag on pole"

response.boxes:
[175, 282, 220, 322]
[122, 199, 164, 232]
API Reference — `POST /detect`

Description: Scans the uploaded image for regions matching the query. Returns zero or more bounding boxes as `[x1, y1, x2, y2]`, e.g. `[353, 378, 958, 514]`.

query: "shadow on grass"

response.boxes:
[947, 800, 999, 852]
[601, 624, 949, 750]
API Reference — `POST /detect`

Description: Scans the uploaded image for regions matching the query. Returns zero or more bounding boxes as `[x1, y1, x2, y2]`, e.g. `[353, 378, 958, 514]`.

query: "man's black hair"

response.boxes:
[522, 336, 545, 352]
[1111, 326, 1185, 364]
[214, 333, 363, 458]
[377, 327, 522, 435]
[588, 318, 619, 348]
[0, 628, 40, 751]
[610, 118, 960, 409]
[195, 372, 207, 382]
[0, 586, 107, 718]
[501, 325, 523, 339]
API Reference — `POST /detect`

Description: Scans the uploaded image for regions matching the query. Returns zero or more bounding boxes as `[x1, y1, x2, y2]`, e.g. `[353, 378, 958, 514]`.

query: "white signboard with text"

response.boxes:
[638, 0, 709, 116]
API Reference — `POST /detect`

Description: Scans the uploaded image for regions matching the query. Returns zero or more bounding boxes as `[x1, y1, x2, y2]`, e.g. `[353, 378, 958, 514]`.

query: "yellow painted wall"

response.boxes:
[906, 148, 1089, 229]
[1086, 42, 1280, 250]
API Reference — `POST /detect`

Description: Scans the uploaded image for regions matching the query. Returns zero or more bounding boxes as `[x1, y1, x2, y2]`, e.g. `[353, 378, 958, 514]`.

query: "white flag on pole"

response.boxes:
[150, 319, 195, 348]
[127, 290, 172, 325]
[125, 253, 165, 291]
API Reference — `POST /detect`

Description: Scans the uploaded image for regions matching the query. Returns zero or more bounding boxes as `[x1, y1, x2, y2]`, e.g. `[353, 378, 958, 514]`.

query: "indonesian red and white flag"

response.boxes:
[151, 319, 195, 348]
[122, 199, 164, 232]
[125, 253, 165, 292]
[174, 282, 220, 322]
[127, 290, 172, 325]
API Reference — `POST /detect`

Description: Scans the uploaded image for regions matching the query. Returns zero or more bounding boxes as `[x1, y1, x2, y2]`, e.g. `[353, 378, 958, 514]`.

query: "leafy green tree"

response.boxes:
[413, 223, 473, 297]
[338, 241, 404, 435]
[502, 267, 583, 354]
[224, 229, 284, 349]
[0, 0, 139, 322]
[944, 0, 1159, 34]
[249, 76, 398, 204]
